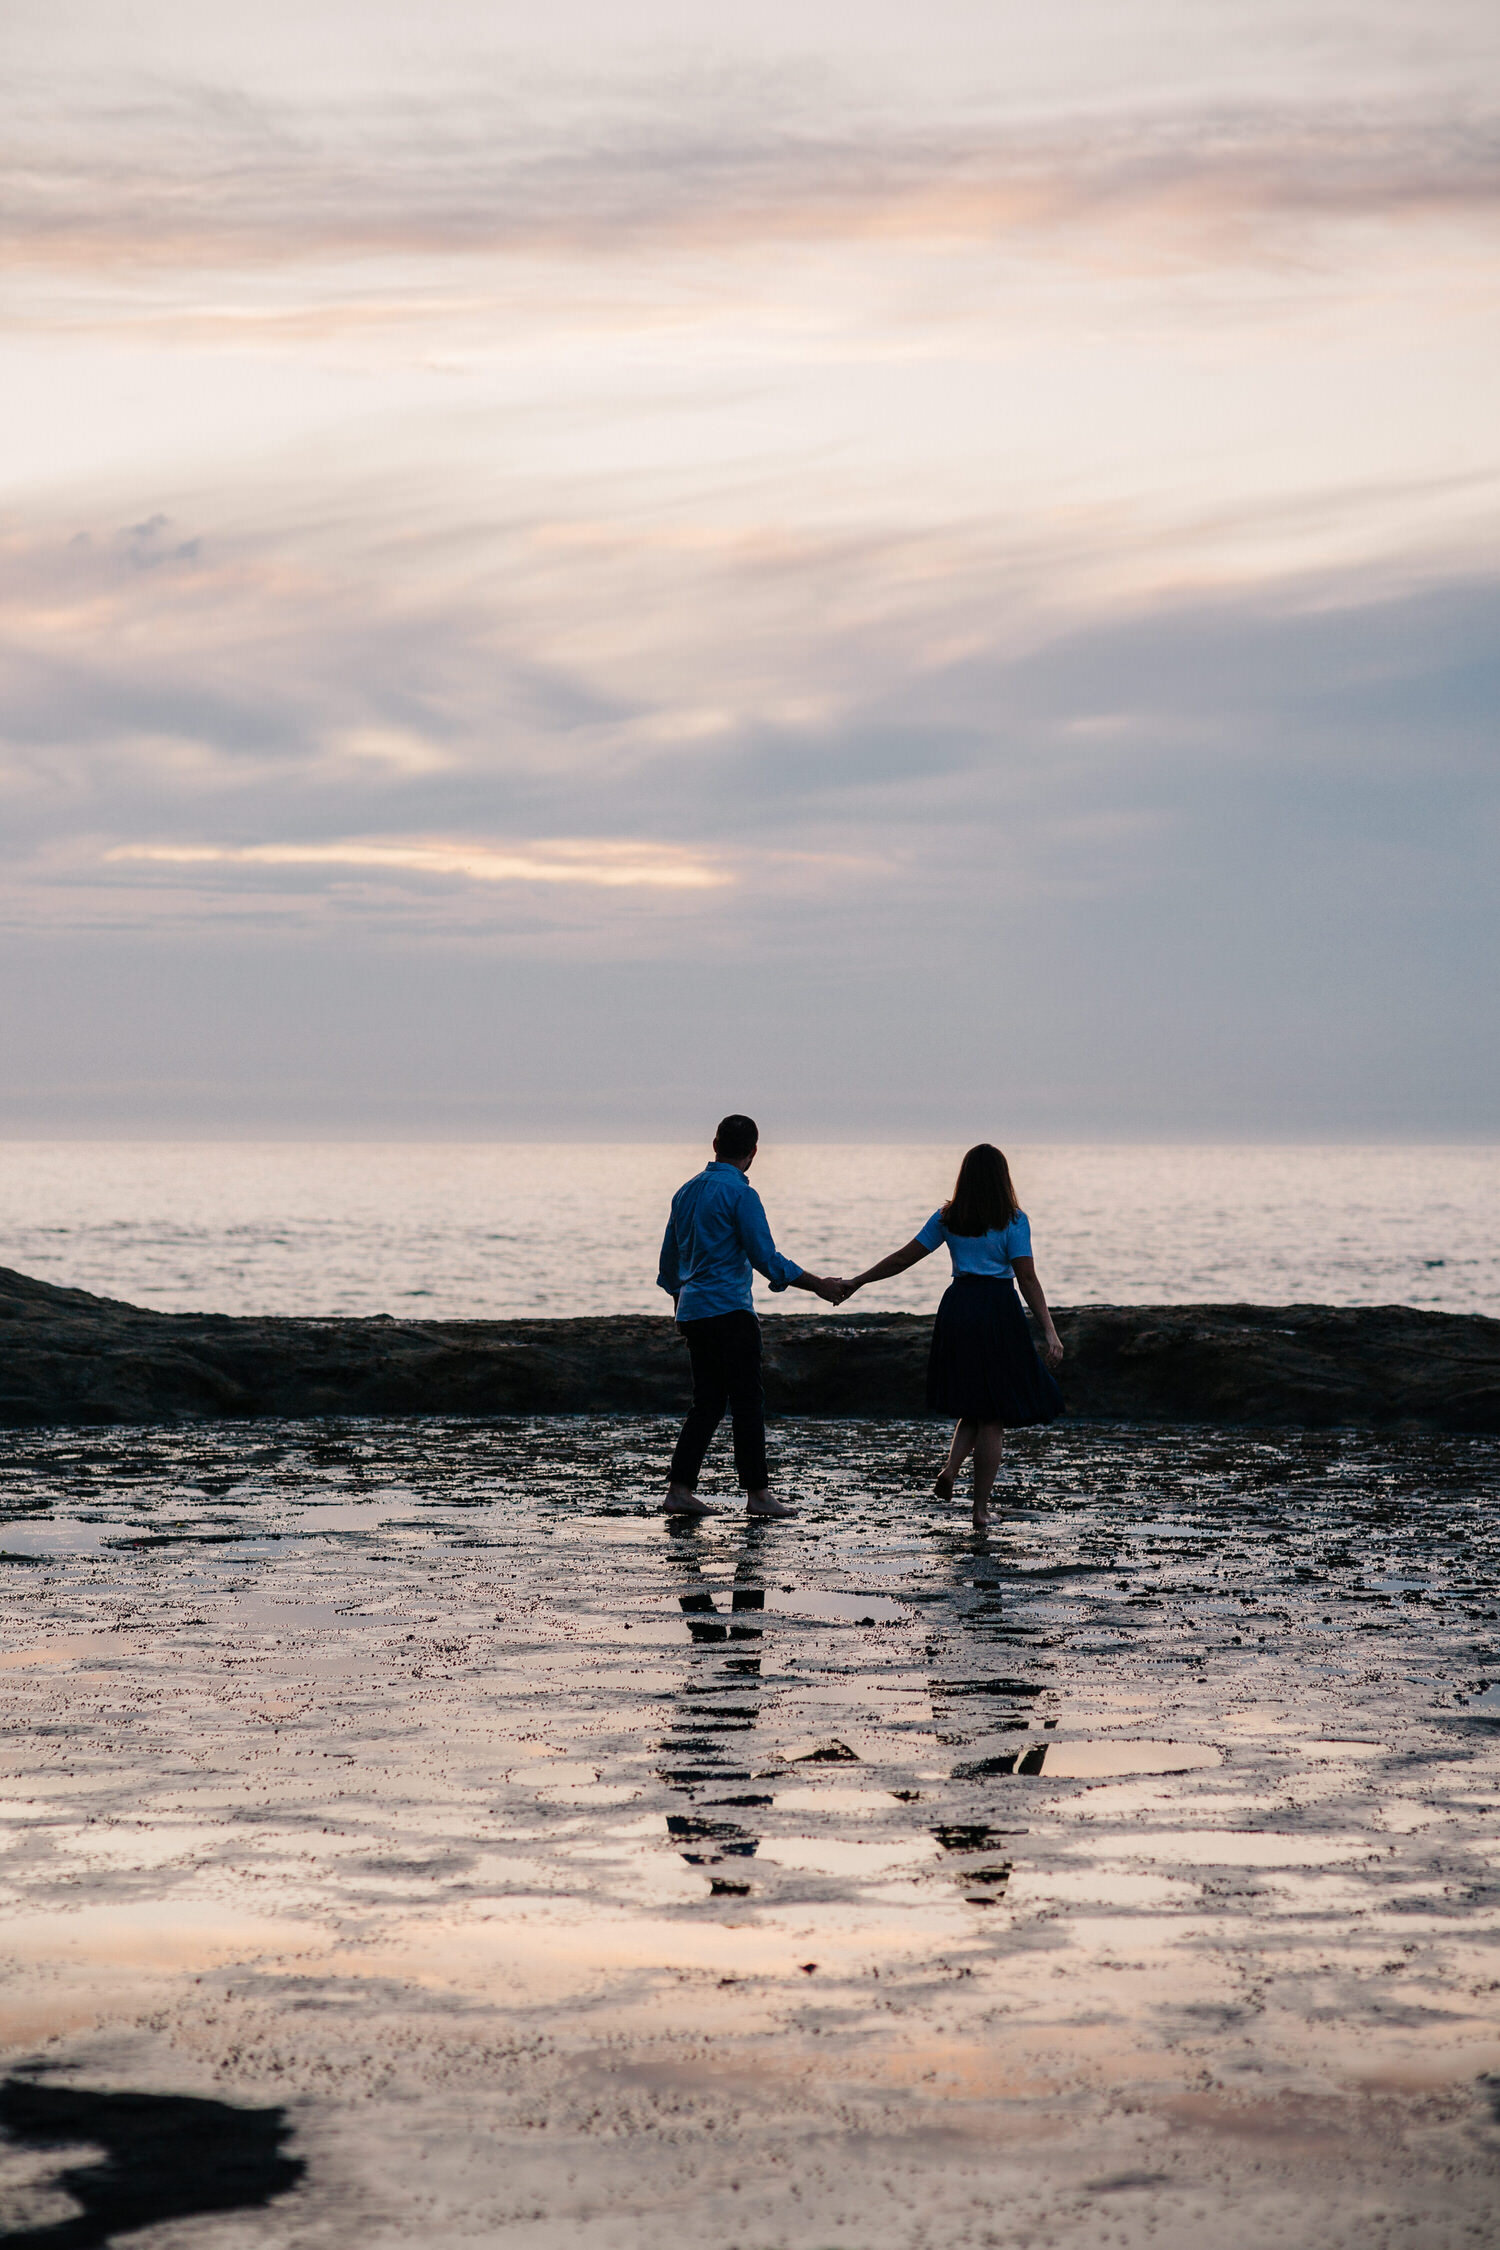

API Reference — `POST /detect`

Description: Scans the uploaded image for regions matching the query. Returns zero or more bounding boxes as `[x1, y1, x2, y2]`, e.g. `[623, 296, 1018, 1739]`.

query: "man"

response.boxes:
[657, 1114, 845, 1518]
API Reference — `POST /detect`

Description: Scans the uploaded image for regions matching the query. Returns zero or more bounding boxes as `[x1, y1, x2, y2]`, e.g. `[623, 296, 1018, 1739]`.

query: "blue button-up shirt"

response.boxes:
[657, 1162, 804, 1322]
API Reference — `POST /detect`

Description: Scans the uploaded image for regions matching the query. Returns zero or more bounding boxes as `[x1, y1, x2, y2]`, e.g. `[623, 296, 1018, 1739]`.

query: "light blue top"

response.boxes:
[916, 1208, 1032, 1279]
[657, 1162, 804, 1321]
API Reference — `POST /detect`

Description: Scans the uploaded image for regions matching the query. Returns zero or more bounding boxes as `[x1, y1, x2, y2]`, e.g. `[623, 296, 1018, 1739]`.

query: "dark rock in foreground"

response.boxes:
[0, 1265, 1496, 1431]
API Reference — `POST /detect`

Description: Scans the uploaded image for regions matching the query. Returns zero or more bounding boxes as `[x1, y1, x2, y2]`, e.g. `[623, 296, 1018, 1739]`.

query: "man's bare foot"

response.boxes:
[663, 1486, 719, 1516]
[745, 1492, 796, 1519]
[933, 1471, 954, 1501]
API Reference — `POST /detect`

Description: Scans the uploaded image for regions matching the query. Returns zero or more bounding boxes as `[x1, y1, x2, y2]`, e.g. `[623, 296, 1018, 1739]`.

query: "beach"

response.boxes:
[2, 1412, 1498, 2244]
[3, 1147, 1498, 2240]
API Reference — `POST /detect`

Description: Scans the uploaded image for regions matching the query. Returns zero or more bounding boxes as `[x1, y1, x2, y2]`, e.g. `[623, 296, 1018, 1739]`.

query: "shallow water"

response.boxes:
[3, 1139, 1498, 1317]
[2, 1418, 1499, 2244]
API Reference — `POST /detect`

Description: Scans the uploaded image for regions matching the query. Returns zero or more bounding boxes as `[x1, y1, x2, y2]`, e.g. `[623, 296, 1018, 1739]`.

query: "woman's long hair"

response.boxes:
[941, 1143, 1019, 1237]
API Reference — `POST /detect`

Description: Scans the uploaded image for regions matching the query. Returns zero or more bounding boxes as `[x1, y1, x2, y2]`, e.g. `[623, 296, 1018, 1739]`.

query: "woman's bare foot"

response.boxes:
[933, 1471, 954, 1501]
[972, 1504, 989, 1534]
[664, 1485, 720, 1516]
[745, 1492, 796, 1518]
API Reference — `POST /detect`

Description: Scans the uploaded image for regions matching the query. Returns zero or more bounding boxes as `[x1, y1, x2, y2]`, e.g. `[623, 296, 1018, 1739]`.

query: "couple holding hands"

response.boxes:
[658, 1115, 1065, 1529]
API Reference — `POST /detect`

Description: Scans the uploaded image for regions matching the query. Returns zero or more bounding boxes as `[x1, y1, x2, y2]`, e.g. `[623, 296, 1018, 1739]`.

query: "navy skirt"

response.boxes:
[926, 1275, 1064, 1426]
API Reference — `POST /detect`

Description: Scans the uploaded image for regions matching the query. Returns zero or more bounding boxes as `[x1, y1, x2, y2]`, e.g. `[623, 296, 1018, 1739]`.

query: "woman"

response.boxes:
[841, 1144, 1064, 1528]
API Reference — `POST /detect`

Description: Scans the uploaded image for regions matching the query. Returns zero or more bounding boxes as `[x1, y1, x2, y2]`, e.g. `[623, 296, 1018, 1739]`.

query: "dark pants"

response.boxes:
[668, 1310, 768, 1491]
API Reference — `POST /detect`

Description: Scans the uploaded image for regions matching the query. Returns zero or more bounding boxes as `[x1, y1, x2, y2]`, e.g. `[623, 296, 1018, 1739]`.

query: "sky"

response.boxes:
[3, 0, 1497, 1136]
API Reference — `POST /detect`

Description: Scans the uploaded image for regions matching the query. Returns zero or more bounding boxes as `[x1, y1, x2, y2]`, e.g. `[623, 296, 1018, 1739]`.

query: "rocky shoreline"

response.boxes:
[2, 1264, 1497, 1429]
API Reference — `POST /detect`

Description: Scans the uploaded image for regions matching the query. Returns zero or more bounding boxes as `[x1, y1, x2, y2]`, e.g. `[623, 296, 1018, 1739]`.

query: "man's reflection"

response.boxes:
[659, 1534, 775, 1889]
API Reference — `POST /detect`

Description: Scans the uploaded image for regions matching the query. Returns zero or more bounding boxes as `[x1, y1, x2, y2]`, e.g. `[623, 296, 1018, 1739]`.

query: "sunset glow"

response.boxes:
[4, 0, 1496, 1131]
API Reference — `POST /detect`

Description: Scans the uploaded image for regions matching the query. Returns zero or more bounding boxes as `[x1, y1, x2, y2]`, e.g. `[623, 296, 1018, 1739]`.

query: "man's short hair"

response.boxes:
[713, 1113, 759, 1159]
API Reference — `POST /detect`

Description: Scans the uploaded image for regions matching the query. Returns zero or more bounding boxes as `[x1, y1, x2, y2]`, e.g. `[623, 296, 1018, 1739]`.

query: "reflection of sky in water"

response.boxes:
[1, 1412, 1498, 2134]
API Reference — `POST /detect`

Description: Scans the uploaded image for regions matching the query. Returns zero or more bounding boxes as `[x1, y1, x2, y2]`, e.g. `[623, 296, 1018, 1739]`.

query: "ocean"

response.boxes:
[1, 1141, 1495, 1321]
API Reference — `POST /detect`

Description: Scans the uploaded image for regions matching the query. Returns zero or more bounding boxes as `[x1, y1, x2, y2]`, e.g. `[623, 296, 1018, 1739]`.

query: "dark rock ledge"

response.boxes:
[2, 1265, 1497, 1431]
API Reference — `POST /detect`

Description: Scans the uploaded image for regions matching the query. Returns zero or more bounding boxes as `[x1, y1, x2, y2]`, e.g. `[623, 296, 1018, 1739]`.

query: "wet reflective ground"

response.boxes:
[2, 1417, 1499, 2247]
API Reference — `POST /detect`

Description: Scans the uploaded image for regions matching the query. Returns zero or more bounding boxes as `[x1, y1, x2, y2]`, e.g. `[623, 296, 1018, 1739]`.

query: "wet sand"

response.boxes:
[2, 1416, 1499, 2245]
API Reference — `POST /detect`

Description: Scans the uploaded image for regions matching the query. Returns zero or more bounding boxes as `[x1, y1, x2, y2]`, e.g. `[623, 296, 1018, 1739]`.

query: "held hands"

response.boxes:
[811, 1274, 856, 1305]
